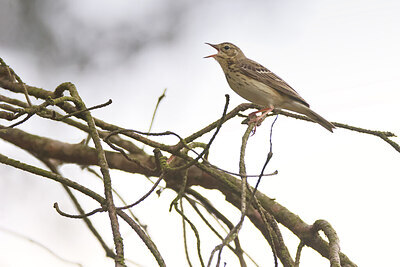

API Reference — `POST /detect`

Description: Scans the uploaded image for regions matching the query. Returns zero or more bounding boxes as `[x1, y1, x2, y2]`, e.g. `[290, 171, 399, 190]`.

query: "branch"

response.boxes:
[0, 121, 357, 265]
[3, 62, 386, 266]
[272, 109, 399, 153]
[208, 123, 254, 266]
[0, 125, 155, 176]
[0, 152, 165, 266]
[184, 195, 249, 267]
[54, 82, 125, 266]
[313, 220, 341, 267]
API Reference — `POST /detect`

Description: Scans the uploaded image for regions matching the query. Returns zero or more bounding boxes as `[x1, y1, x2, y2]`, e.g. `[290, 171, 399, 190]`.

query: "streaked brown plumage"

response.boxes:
[205, 42, 335, 132]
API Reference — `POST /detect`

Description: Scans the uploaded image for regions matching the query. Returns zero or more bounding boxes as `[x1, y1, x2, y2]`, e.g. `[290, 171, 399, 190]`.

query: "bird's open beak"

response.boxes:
[204, 43, 219, 58]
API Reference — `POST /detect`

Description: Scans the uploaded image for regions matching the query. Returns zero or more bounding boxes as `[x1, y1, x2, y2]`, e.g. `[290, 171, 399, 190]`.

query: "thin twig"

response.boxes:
[183, 102, 258, 145]
[0, 152, 104, 202]
[0, 152, 166, 266]
[169, 168, 189, 211]
[0, 226, 83, 266]
[187, 189, 259, 266]
[107, 127, 276, 179]
[85, 166, 149, 233]
[251, 199, 279, 266]
[6, 112, 35, 128]
[168, 94, 230, 172]
[116, 210, 166, 267]
[252, 115, 279, 198]
[59, 99, 113, 120]
[118, 174, 165, 210]
[185, 196, 249, 267]
[39, 158, 118, 260]
[294, 241, 305, 267]
[104, 136, 156, 174]
[174, 202, 205, 267]
[272, 109, 399, 153]
[0, 58, 32, 106]
[54, 203, 104, 218]
[147, 88, 167, 134]
[181, 198, 194, 267]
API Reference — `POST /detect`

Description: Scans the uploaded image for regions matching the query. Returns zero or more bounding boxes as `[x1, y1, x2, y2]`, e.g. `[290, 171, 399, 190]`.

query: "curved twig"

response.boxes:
[6, 112, 35, 128]
[313, 220, 341, 267]
[147, 88, 167, 134]
[174, 201, 205, 267]
[118, 174, 164, 210]
[59, 99, 113, 120]
[180, 199, 194, 267]
[53, 203, 104, 218]
[252, 115, 278, 198]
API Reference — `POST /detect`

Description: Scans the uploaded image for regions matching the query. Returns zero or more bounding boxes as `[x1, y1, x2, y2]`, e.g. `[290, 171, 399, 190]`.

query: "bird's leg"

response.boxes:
[248, 106, 274, 126]
[248, 106, 274, 135]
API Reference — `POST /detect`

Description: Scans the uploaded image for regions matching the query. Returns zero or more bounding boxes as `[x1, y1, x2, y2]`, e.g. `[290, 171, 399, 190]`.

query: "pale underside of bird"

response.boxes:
[205, 42, 335, 132]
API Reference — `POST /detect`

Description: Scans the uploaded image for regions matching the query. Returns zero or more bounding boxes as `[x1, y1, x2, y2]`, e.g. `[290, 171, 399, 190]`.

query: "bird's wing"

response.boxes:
[237, 59, 310, 107]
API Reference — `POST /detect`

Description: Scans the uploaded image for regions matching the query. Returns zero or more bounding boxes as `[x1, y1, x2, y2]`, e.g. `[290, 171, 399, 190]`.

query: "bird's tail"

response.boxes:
[302, 107, 335, 132]
[284, 101, 335, 132]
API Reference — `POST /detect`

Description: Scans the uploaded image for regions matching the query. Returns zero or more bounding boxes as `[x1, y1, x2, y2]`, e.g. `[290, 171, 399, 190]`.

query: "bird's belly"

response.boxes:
[227, 76, 283, 108]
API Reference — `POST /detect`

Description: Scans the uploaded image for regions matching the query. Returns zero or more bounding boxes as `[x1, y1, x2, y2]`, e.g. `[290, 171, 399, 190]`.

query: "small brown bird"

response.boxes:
[205, 42, 335, 132]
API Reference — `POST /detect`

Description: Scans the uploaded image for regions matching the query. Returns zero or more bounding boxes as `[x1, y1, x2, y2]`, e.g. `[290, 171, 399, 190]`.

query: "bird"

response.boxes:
[205, 42, 335, 132]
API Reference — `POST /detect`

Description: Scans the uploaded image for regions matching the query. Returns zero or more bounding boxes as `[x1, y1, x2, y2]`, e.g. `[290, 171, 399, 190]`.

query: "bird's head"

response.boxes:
[204, 42, 245, 63]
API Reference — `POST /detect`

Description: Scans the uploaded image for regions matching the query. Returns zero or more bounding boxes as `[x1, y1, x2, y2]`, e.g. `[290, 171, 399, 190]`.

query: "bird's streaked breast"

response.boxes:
[225, 70, 284, 107]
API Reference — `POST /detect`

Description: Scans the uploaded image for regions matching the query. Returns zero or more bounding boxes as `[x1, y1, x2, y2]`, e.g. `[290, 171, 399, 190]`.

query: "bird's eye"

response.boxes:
[223, 45, 230, 50]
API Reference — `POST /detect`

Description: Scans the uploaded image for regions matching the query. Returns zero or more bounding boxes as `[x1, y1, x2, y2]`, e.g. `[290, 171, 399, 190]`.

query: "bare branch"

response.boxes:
[313, 220, 341, 267]
[208, 123, 254, 266]
[173, 201, 205, 267]
[272, 109, 399, 153]
[147, 88, 167, 134]
[54, 82, 125, 266]
[3, 58, 387, 266]
[294, 241, 305, 267]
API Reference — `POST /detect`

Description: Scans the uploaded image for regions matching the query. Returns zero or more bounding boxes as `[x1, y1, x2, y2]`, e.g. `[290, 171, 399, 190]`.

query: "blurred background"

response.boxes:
[0, 0, 399, 266]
